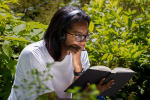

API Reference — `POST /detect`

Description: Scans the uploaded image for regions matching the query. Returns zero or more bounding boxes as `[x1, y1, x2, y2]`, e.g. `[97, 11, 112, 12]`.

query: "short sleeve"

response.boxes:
[81, 51, 90, 70]
[18, 47, 54, 98]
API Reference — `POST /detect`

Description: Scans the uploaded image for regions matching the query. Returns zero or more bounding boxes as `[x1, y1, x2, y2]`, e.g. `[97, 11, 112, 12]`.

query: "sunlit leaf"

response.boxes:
[132, 10, 136, 14]
[133, 50, 145, 58]
[113, 23, 120, 27]
[5, 36, 29, 42]
[2, 40, 13, 59]
[30, 29, 43, 37]
[13, 24, 26, 34]
[99, 0, 105, 9]
[121, 32, 128, 38]
[117, 7, 123, 14]
[111, 9, 122, 21]
[126, 39, 132, 44]
[128, 8, 132, 15]
[28, 22, 37, 28]
[122, 15, 128, 25]
[102, 53, 108, 60]
[38, 31, 44, 40]
[112, 1, 118, 7]
[107, 54, 113, 63]
[132, 22, 136, 28]
[89, 21, 94, 32]
[141, 7, 145, 12]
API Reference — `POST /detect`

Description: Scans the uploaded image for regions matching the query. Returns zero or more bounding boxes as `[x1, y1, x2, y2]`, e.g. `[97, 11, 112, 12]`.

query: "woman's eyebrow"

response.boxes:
[74, 31, 89, 35]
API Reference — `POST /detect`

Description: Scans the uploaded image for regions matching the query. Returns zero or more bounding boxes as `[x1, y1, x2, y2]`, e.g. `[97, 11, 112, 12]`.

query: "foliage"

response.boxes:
[9, 0, 65, 24]
[83, 0, 150, 99]
[67, 84, 100, 100]
[13, 63, 53, 100]
[0, 0, 48, 99]
[0, 1, 97, 100]
[1, 0, 150, 100]
[9, 0, 90, 25]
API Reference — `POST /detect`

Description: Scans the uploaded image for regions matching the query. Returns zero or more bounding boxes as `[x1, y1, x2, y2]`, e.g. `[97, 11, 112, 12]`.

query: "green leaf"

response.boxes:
[141, 7, 145, 12]
[132, 22, 136, 28]
[2, 40, 13, 59]
[107, 54, 113, 63]
[99, 0, 105, 9]
[89, 21, 94, 32]
[122, 11, 129, 16]
[112, 1, 118, 7]
[132, 10, 136, 14]
[148, 38, 150, 44]
[27, 22, 39, 28]
[128, 8, 132, 15]
[102, 53, 108, 60]
[122, 92, 127, 97]
[126, 39, 131, 44]
[5, 36, 29, 42]
[128, 18, 132, 28]
[111, 9, 122, 21]
[134, 15, 145, 20]
[13, 24, 26, 34]
[133, 50, 144, 58]
[117, 7, 123, 14]
[122, 15, 128, 25]
[30, 29, 43, 37]
[39, 31, 44, 40]
[113, 23, 120, 27]
[121, 32, 128, 38]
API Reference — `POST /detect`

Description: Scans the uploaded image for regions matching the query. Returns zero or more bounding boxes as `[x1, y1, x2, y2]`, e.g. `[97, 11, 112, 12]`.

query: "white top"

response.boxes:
[8, 40, 90, 100]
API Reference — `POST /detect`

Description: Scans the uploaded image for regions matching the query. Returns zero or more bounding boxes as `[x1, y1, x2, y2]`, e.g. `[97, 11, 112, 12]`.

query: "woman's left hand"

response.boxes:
[85, 78, 115, 94]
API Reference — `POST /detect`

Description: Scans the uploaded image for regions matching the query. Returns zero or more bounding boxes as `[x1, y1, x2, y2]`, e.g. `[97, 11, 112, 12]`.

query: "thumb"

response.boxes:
[85, 82, 90, 92]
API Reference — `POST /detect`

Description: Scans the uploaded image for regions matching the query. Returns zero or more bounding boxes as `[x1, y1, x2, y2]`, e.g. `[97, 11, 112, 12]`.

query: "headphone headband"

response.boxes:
[58, 10, 83, 37]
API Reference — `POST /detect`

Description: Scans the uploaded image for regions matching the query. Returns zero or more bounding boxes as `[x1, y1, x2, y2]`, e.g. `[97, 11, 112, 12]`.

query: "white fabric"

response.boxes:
[8, 40, 90, 100]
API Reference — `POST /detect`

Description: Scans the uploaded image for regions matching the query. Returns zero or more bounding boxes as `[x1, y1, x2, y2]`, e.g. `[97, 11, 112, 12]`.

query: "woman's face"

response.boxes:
[62, 21, 89, 52]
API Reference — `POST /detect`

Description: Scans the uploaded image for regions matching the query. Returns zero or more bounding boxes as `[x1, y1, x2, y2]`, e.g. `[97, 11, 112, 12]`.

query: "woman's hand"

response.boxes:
[67, 44, 82, 72]
[85, 78, 115, 94]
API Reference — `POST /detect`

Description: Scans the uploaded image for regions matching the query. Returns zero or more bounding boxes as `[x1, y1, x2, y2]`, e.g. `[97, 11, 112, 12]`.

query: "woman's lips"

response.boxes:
[80, 46, 84, 50]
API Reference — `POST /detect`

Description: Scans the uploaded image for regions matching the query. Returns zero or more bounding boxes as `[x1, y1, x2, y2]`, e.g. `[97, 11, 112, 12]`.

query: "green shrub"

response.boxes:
[0, 0, 48, 99]
[83, 0, 150, 99]
[1, 0, 150, 99]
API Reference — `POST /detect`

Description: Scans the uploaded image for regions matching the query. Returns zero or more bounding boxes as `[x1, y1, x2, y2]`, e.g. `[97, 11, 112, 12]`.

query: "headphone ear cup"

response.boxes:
[60, 31, 67, 42]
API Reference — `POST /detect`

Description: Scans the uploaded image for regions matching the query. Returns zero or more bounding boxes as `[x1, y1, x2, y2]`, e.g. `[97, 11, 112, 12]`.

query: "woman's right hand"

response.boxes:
[67, 44, 82, 72]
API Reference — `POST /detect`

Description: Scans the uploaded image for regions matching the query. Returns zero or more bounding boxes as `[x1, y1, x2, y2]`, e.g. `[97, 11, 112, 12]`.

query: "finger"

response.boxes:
[108, 79, 115, 85]
[71, 46, 81, 52]
[68, 45, 81, 51]
[69, 48, 77, 54]
[85, 82, 90, 92]
[104, 80, 115, 89]
[69, 48, 80, 54]
[98, 78, 105, 86]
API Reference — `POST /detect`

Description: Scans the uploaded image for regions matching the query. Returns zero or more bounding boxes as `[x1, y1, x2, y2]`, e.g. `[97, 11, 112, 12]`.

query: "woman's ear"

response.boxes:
[60, 30, 67, 42]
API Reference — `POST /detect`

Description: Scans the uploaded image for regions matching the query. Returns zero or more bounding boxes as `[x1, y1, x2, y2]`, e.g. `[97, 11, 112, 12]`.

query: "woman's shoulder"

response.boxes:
[19, 40, 45, 59]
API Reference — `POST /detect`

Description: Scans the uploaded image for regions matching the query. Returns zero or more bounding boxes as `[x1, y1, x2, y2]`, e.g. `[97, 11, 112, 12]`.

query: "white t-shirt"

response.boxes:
[8, 40, 90, 100]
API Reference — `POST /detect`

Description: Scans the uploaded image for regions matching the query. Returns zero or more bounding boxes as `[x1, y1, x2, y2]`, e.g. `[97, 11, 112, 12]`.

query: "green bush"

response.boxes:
[1, 0, 150, 99]
[0, 0, 48, 99]
[83, 0, 150, 99]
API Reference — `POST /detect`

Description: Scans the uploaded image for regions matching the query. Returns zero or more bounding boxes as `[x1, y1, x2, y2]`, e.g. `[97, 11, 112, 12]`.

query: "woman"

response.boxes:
[8, 6, 114, 100]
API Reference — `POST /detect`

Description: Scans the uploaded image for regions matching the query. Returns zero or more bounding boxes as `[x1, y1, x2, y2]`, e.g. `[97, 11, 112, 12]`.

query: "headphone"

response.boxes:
[57, 10, 83, 42]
